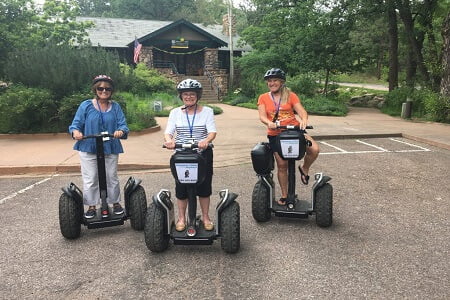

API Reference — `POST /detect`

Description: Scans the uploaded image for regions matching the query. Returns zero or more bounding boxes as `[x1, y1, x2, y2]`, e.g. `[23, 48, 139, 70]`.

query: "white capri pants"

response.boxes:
[79, 151, 121, 206]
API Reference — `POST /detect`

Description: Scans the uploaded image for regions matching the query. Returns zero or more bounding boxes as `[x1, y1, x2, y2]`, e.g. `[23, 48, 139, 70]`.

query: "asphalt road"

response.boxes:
[1, 138, 449, 299]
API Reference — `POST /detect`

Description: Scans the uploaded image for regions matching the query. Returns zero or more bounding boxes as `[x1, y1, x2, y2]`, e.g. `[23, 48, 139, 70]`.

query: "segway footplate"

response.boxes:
[171, 221, 216, 245]
[85, 208, 126, 229]
[272, 199, 311, 218]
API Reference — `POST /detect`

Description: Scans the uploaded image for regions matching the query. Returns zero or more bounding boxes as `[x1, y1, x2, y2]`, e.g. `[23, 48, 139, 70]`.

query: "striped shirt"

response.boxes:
[165, 106, 217, 145]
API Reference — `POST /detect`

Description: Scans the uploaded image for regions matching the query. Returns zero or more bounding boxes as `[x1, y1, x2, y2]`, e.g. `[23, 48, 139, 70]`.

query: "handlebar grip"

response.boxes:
[163, 143, 214, 150]
[82, 133, 115, 139]
[276, 125, 313, 130]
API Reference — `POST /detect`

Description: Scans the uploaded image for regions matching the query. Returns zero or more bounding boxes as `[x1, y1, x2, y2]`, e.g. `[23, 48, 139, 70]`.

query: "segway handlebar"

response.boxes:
[163, 143, 214, 150]
[82, 133, 115, 139]
[276, 125, 313, 130]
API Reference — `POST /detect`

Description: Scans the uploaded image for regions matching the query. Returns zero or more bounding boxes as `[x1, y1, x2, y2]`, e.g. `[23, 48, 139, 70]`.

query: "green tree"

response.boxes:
[0, 0, 92, 77]
[0, 0, 38, 74]
[240, 0, 358, 93]
[37, 0, 92, 45]
[4, 45, 124, 98]
[77, 0, 230, 26]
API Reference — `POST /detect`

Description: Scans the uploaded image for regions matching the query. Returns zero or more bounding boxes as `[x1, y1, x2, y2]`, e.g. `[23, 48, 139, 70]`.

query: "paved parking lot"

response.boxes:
[1, 138, 449, 299]
[318, 137, 431, 155]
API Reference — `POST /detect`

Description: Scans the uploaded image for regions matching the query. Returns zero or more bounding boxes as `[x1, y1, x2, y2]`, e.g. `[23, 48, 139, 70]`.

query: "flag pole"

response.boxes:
[228, 0, 234, 91]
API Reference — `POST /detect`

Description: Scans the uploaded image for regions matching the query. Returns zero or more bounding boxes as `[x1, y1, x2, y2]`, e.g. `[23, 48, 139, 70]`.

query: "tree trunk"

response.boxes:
[441, 13, 450, 98]
[423, 0, 441, 90]
[324, 68, 330, 96]
[405, 44, 417, 88]
[396, 0, 431, 85]
[387, 0, 398, 91]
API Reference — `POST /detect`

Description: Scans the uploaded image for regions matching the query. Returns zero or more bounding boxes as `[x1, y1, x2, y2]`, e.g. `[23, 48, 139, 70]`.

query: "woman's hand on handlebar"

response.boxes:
[267, 121, 277, 129]
[113, 130, 124, 139]
[198, 139, 210, 150]
[163, 140, 175, 149]
[298, 119, 308, 130]
[72, 130, 83, 140]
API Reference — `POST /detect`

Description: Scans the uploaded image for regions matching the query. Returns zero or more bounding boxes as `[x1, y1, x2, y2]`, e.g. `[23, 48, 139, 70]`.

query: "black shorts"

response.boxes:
[268, 135, 281, 155]
[175, 148, 213, 199]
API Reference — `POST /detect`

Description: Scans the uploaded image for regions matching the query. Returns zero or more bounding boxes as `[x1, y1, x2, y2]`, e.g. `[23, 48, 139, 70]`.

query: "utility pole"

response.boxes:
[228, 0, 234, 90]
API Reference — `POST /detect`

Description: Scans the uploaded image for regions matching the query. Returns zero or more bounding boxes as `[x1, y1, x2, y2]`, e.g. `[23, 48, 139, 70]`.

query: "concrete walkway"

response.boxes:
[1, 104, 449, 176]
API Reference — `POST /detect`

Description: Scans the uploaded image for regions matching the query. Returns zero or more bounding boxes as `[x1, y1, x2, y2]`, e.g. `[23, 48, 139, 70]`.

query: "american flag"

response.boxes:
[133, 37, 142, 64]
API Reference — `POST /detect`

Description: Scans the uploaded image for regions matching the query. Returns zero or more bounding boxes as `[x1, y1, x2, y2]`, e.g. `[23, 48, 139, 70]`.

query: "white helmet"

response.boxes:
[177, 78, 202, 100]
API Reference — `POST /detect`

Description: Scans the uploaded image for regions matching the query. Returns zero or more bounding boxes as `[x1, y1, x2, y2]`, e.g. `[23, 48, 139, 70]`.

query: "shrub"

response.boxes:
[129, 64, 176, 95]
[235, 51, 280, 97]
[57, 92, 93, 132]
[237, 102, 258, 109]
[288, 73, 319, 98]
[150, 92, 182, 109]
[335, 88, 354, 104]
[228, 94, 253, 106]
[382, 86, 414, 115]
[115, 92, 156, 131]
[302, 95, 348, 116]
[4, 45, 125, 99]
[381, 86, 447, 121]
[0, 85, 57, 133]
[205, 104, 223, 115]
[422, 91, 450, 122]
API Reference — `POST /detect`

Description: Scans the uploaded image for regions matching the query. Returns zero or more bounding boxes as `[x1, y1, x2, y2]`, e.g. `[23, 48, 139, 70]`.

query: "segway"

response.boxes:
[59, 133, 147, 239]
[251, 125, 333, 227]
[144, 143, 240, 253]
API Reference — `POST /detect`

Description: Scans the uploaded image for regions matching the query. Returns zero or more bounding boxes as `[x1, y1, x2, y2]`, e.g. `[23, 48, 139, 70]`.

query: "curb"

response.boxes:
[0, 163, 169, 176]
[401, 133, 450, 151]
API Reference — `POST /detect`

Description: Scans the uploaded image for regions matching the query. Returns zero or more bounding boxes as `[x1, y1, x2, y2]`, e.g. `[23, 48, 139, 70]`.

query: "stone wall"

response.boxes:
[139, 46, 153, 67]
[204, 48, 218, 67]
[349, 94, 385, 108]
[204, 48, 228, 97]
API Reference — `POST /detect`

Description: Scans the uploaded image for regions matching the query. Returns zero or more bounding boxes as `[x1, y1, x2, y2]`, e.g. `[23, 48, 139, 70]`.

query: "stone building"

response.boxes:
[78, 17, 250, 101]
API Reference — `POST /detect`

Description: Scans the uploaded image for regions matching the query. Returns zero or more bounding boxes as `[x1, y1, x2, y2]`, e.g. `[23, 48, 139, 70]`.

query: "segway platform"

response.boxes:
[272, 199, 311, 218]
[84, 208, 126, 229]
[171, 221, 216, 245]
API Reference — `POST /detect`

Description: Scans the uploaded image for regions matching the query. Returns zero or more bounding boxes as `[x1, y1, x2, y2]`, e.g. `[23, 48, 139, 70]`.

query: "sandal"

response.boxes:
[298, 166, 310, 185]
[204, 221, 214, 231]
[277, 197, 287, 206]
[175, 220, 186, 232]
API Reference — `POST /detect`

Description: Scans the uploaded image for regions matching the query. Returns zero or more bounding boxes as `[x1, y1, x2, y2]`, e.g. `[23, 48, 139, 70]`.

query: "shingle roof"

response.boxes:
[77, 17, 250, 51]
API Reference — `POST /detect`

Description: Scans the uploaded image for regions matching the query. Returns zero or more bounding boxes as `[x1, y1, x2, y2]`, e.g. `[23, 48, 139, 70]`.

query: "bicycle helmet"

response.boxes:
[264, 68, 286, 81]
[177, 78, 202, 100]
[92, 75, 114, 87]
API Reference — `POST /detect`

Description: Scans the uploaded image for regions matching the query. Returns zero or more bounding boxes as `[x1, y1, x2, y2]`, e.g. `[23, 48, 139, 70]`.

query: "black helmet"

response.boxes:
[177, 78, 203, 99]
[92, 74, 114, 87]
[264, 68, 286, 81]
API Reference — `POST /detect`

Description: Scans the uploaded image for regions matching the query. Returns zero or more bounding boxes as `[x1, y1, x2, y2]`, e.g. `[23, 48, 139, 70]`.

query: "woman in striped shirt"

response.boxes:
[164, 79, 217, 232]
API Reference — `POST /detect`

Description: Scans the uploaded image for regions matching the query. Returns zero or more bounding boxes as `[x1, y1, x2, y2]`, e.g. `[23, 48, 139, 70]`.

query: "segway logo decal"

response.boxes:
[280, 140, 299, 158]
[175, 163, 198, 183]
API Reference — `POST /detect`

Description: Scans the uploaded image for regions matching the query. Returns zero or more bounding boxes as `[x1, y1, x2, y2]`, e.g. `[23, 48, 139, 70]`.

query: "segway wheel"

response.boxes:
[128, 185, 147, 230]
[315, 183, 333, 227]
[251, 179, 271, 222]
[59, 193, 82, 239]
[144, 203, 170, 252]
[220, 201, 240, 253]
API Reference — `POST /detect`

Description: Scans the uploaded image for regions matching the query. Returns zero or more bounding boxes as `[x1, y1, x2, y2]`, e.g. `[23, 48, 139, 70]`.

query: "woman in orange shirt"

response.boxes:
[257, 68, 320, 205]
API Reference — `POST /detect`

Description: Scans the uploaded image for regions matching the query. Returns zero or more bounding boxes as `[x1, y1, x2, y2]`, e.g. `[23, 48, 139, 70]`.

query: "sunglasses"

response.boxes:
[96, 87, 112, 92]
